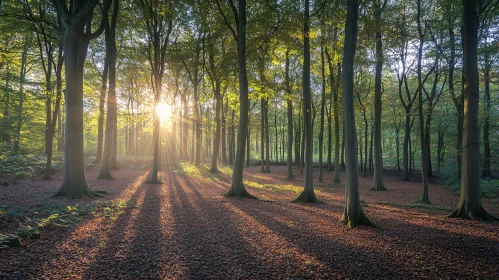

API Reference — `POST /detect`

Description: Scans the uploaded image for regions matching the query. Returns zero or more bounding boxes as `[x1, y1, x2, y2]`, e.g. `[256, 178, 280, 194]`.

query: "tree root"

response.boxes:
[52, 184, 107, 199]
[370, 184, 387, 191]
[97, 173, 114, 180]
[224, 184, 257, 199]
[448, 206, 499, 222]
[209, 167, 220, 173]
[291, 191, 320, 203]
[341, 211, 383, 230]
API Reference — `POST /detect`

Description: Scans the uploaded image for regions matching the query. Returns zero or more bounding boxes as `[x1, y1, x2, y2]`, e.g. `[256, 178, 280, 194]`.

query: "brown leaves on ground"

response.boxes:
[0, 165, 498, 279]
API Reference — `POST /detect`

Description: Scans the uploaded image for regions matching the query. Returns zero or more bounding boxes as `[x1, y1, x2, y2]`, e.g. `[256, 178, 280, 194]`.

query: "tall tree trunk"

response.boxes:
[482, 52, 491, 178]
[318, 38, 326, 183]
[53, 0, 109, 198]
[448, 20, 462, 178]
[334, 61, 341, 183]
[210, 58, 221, 172]
[293, 0, 318, 203]
[224, 0, 255, 198]
[99, 0, 120, 180]
[13, 41, 28, 155]
[341, 119, 345, 170]
[449, 0, 497, 221]
[246, 108, 251, 166]
[286, 51, 293, 179]
[260, 98, 265, 172]
[2, 66, 11, 143]
[417, 0, 430, 203]
[265, 99, 270, 172]
[95, 45, 109, 164]
[402, 111, 411, 180]
[221, 98, 227, 164]
[194, 79, 201, 167]
[372, 0, 386, 190]
[44, 48, 64, 180]
[341, 0, 378, 228]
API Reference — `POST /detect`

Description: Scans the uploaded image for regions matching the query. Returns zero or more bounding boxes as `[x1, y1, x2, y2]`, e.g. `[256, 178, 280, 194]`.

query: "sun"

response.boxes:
[156, 102, 173, 124]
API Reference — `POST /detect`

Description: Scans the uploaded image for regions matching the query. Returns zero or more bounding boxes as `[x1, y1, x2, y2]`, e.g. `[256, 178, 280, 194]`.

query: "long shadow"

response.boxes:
[368, 213, 499, 279]
[165, 173, 275, 279]
[81, 172, 164, 278]
[232, 198, 499, 279]
[228, 200, 417, 279]
[0, 171, 149, 279]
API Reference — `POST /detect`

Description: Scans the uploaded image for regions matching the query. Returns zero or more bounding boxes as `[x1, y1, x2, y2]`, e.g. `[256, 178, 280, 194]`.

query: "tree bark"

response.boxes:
[99, 0, 119, 180]
[417, 0, 430, 203]
[371, 0, 386, 190]
[293, 0, 318, 203]
[286, 50, 293, 179]
[224, 0, 255, 198]
[53, 0, 109, 198]
[341, 0, 379, 228]
[449, 0, 497, 221]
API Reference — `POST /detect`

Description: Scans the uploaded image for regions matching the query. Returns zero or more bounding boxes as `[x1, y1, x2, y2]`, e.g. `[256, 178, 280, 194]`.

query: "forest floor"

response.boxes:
[1, 164, 498, 279]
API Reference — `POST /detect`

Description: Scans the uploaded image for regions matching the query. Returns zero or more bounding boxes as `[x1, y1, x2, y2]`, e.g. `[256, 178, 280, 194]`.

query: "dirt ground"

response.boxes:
[1, 164, 498, 279]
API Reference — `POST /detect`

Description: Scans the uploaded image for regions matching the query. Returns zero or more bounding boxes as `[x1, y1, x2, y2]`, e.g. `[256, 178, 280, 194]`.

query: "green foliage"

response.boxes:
[0, 152, 64, 177]
[0, 234, 22, 248]
[441, 164, 499, 198]
[0, 199, 137, 247]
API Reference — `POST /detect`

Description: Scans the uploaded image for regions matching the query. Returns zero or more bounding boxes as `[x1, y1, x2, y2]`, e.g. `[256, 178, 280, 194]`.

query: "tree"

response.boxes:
[51, 0, 110, 198]
[416, 0, 430, 203]
[285, 49, 294, 179]
[448, 0, 498, 222]
[216, 0, 256, 199]
[293, 0, 318, 203]
[136, 0, 174, 184]
[98, 0, 119, 179]
[371, 0, 387, 191]
[341, 0, 378, 228]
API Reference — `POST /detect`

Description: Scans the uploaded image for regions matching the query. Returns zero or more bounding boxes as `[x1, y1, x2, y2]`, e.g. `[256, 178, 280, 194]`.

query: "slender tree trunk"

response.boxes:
[95, 47, 109, 163]
[224, 0, 255, 198]
[341, 120, 345, 170]
[482, 54, 491, 178]
[194, 79, 201, 167]
[246, 109, 251, 166]
[417, 0, 430, 203]
[318, 38, 326, 183]
[286, 50, 294, 179]
[396, 127, 400, 171]
[265, 99, 270, 172]
[210, 69, 221, 172]
[99, 0, 120, 179]
[2, 66, 11, 143]
[372, 0, 386, 190]
[229, 109, 234, 165]
[293, 0, 318, 203]
[221, 98, 227, 164]
[13, 41, 28, 155]
[448, 22, 462, 178]
[260, 98, 265, 172]
[44, 48, 63, 180]
[402, 111, 411, 180]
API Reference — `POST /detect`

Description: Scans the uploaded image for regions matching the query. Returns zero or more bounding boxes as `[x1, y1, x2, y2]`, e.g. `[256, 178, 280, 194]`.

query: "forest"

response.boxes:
[0, 0, 498, 278]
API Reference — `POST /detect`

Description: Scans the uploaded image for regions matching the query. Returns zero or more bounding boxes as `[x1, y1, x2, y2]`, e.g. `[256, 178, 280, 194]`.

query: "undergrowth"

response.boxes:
[0, 199, 137, 248]
[439, 164, 499, 198]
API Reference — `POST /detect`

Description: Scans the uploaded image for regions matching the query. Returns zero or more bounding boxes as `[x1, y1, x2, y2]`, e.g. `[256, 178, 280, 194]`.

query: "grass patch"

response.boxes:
[408, 203, 452, 211]
[245, 181, 311, 194]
